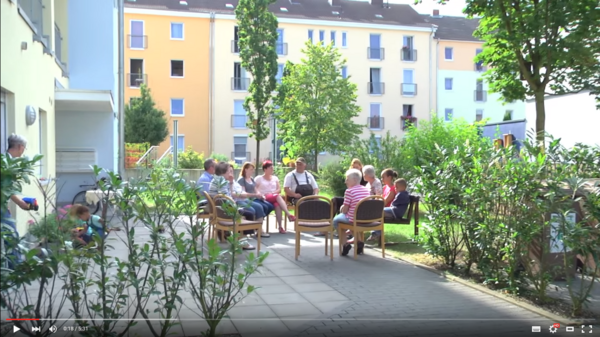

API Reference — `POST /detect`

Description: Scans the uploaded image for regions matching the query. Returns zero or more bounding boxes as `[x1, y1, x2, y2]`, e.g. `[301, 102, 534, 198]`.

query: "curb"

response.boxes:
[366, 245, 596, 326]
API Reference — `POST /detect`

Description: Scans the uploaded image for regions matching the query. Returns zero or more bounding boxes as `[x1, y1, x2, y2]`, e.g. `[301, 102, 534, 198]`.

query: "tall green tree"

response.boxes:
[422, 0, 600, 144]
[275, 41, 362, 171]
[124, 84, 169, 146]
[235, 0, 279, 170]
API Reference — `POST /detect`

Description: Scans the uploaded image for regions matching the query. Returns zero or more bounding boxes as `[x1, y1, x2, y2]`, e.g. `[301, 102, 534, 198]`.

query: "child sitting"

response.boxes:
[70, 204, 119, 248]
[368, 178, 410, 243]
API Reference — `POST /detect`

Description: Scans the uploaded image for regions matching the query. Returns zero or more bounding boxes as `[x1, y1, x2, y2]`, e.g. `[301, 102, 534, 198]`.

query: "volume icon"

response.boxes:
[49, 326, 58, 333]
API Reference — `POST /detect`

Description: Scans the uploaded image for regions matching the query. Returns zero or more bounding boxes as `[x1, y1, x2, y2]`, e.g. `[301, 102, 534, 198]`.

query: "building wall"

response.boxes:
[1, 0, 66, 234]
[123, 12, 210, 157]
[436, 40, 525, 122]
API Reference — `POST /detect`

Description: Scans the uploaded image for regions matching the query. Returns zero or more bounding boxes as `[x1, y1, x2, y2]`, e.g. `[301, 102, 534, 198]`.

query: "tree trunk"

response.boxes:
[255, 140, 260, 177]
[534, 90, 546, 147]
[313, 151, 318, 173]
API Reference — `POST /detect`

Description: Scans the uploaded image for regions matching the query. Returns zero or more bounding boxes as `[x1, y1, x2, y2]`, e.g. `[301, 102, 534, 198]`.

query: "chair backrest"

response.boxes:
[212, 194, 236, 221]
[354, 196, 385, 222]
[404, 195, 419, 220]
[296, 195, 333, 221]
[203, 191, 215, 214]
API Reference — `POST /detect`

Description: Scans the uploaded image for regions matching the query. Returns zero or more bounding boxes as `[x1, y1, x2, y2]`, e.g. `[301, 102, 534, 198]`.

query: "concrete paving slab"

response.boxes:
[226, 304, 278, 319]
[302, 290, 349, 303]
[260, 292, 309, 305]
[269, 303, 323, 317]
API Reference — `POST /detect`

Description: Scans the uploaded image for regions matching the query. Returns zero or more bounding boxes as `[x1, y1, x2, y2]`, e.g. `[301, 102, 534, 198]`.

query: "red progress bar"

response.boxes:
[6, 319, 40, 321]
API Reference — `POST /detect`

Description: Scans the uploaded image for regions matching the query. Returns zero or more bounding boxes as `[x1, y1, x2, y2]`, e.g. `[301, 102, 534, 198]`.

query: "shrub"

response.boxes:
[343, 132, 404, 176]
[208, 152, 229, 163]
[27, 205, 75, 243]
[318, 161, 348, 197]
[178, 146, 204, 169]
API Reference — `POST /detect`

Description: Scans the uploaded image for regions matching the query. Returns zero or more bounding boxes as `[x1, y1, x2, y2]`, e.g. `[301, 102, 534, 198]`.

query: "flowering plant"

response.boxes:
[27, 204, 76, 243]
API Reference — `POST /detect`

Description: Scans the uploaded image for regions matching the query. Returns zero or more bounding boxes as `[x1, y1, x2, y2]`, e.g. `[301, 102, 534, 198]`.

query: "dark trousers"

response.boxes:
[333, 197, 345, 215]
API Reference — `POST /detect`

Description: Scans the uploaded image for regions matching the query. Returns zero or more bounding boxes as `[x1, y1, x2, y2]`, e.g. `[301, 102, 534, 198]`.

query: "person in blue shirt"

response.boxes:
[196, 158, 216, 193]
[384, 178, 410, 220]
[71, 204, 119, 248]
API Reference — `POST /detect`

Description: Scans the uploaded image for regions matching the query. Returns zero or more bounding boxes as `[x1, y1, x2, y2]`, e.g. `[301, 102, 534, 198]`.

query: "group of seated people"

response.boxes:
[196, 157, 320, 250]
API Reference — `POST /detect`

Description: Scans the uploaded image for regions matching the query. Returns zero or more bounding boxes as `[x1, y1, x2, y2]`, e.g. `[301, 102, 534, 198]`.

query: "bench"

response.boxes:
[381, 195, 420, 246]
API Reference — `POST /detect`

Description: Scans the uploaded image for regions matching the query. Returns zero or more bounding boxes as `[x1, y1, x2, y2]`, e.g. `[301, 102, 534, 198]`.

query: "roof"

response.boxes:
[421, 14, 481, 42]
[124, 0, 433, 29]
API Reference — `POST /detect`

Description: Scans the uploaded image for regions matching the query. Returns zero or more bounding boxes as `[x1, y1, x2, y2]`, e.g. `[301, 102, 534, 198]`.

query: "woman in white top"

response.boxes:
[255, 160, 296, 234]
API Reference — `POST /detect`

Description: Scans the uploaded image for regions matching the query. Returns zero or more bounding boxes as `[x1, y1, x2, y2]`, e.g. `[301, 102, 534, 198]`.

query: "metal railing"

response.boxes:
[367, 47, 385, 60]
[54, 23, 63, 62]
[276, 42, 288, 56]
[231, 77, 250, 91]
[368, 82, 385, 95]
[19, 0, 44, 35]
[231, 152, 251, 161]
[128, 35, 148, 49]
[231, 115, 248, 128]
[158, 147, 173, 162]
[401, 83, 417, 96]
[128, 73, 147, 87]
[474, 90, 487, 102]
[231, 40, 239, 53]
[367, 116, 385, 129]
[401, 49, 417, 61]
[136, 146, 159, 166]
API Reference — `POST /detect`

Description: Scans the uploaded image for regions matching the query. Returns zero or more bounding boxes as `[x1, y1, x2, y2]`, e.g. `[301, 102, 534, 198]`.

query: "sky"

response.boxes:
[388, 0, 468, 17]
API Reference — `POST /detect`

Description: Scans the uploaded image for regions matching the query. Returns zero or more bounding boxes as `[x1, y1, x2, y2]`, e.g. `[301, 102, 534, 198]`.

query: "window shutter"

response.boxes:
[56, 149, 97, 172]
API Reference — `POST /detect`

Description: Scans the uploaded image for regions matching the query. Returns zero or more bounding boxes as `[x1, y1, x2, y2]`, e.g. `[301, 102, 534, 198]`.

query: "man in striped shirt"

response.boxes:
[333, 169, 370, 256]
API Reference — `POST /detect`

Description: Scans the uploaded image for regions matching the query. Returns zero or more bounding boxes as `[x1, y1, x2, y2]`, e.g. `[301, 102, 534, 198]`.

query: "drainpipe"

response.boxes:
[208, 12, 215, 154]
[428, 25, 436, 122]
[117, 0, 125, 174]
[435, 37, 440, 120]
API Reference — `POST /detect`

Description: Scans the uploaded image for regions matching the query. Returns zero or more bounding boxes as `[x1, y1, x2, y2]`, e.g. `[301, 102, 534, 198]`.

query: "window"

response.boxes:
[369, 103, 382, 129]
[475, 79, 485, 102]
[129, 59, 145, 87]
[341, 31, 347, 47]
[38, 109, 46, 176]
[331, 31, 336, 46]
[370, 135, 382, 153]
[308, 29, 313, 42]
[233, 100, 247, 128]
[444, 47, 453, 60]
[233, 26, 240, 53]
[233, 62, 248, 91]
[276, 63, 284, 83]
[171, 60, 184, 77]
[0, 91, 6, 154]
[130, 20, 145, 49]
[475, 48, 484, 71]
[402, 36, 416, 61]
[444, 108, 453, 121]
[276, 29, 285, 55]
[170, 22, 183, 39]
[129, 97, 138, 104]
[476, 109, 483, 122]
[369, 68, 382, 95]
[319, 30, 325, 43]
[341, 66, 348, 79]
[369, 34, 382, 60]
[403, 36, 414, 49]
[170, 135, 185, 152]
[233, 136, 248, 160]
[505, 110, 513, 120]
[402, 69, 416, 96]
[170, 99, 184, 116]
[444, 78, 453, 90]
[374, 136, 382, 148]
[403, 104, 413, 117]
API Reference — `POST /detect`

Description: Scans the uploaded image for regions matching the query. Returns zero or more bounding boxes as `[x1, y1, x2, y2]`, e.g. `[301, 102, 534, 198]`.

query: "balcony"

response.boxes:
[128, 73, 148, 87]
[128, 35, 148, 49]
[231, 152, 251, 161]
[401, 49, 417, 62]
[54, 23, 63, 62]
[368, 82, 385, 95]
[401, 83, 417, 96]
[475, 63, 487, 72]
[231, 115, 248, 128]
[18, 0, 48, 48]
[367, 116, 385, 130]
[367, 47, 385, 60]
[276, 42, 288, 56]
[474, 90, 487, 102]
[401, 116, 418, 130]
[232, 77, 250, 91]
[231, 40, 240, 53]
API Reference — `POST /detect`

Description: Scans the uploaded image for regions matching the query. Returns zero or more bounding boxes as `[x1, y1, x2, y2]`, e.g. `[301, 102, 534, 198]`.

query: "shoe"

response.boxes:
[241, 242, 256, 250]
[341, 244, 352, 256]
[366, 234, 380, 242]
[279, 227, 286, 234]
[345, 230, 352, 235]
[347, 238, 354, 244]
[260, 232, 271, 238]
[357, 241, 365, 255]
[288, 215, 296, 222]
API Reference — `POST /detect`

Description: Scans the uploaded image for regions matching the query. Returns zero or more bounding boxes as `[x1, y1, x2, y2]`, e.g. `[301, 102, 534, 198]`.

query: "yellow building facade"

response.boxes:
[123, 11, 211, 158]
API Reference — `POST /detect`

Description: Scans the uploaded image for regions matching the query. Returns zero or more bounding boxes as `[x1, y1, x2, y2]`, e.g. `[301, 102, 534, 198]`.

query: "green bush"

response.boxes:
[318, 161, 348, 197]
[208, 152, 229, 163]
[178, 146, 204, 169]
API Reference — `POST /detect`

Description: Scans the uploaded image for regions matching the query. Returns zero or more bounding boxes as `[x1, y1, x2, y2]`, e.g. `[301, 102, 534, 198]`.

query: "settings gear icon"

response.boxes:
[549, 326, 558, 333]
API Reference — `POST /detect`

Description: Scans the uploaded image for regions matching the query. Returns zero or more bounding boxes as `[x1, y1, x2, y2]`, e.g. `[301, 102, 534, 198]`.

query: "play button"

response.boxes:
[13, 325, 20, 333]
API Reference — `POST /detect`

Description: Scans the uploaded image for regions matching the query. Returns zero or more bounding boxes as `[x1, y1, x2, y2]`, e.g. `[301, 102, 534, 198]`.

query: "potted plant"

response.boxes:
[401, 116, 417, 130]
[27, 205, 75, 251]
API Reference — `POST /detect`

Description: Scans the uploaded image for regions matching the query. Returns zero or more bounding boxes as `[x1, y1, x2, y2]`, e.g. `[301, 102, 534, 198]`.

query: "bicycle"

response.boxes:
[72, 178, 106, 214]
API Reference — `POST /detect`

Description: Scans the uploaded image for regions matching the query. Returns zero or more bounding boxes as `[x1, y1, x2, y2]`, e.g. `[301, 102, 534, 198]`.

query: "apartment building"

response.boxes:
[125, 0, 438, 163]
[2, 0, 120, 233]
[123, 6, 210, 157]
[424, 11, 525, 123]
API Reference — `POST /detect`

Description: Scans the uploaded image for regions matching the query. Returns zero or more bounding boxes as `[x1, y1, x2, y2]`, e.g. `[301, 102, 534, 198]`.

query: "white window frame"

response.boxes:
[341, 65, 348, 79]
[444, 78, 453, 90]
[476, 109, 484, 122]
[233, 135, 248, 160]
[0, 91, 6, 154]
[233, 100, 247, 129]
[444, 108, 453, 121]
[129, 20, 145, 50]
[319, 30, 325, 43]
[129, 58, 145, 89]
[341, 31, 348, 48]
[308, 29, 314, 43]
[170, 60, 184, 78]
[170, 135, 185, 152]
[505, 110, 513, 120]
[444, 47, 454, 61]
[170, 22, 184, 40]
[402, 68, 416, 97]
[170, 98, 185, 117]
[330, 30, 336, 47]
[369, 103, 382, 130]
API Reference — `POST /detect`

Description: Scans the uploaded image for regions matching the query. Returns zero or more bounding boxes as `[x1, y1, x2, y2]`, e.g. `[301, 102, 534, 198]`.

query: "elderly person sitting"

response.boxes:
[362, 165, 383, 196]
[333, 169, 370, 256]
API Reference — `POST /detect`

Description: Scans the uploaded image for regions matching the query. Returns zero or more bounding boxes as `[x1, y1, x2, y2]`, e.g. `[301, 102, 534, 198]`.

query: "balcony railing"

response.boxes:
[367, 116, 385, 130]
[475, 63, 487, 72]
[401, 83, 417, 96]
[128, 73, 147, 87]
[276, 42, 288, 56]
[231, 152, 251, 161]
[128, 35, 148, 49]
[231, 40, 240, 53]
[231, 115, 248, 128]
[54, 23, 63, 62]
[367, 47, 385, 60]
[19, 0, 44, 36]
[232, 77, 250, 91]
[474, 90, 487, 102]
[401, 49, 417, 61]
[368, 82, 385, 95]
[401, 116, 418, 130]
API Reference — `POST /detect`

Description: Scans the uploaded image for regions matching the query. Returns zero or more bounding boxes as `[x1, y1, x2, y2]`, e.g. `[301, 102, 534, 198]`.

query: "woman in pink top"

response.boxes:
[367, 168, 398, 242]
[255, 161, 296, 234]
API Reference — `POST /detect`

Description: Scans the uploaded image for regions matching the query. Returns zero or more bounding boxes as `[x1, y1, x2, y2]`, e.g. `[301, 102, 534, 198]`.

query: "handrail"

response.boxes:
[157, 147, 173, 162]
[136, 145, 159, 165]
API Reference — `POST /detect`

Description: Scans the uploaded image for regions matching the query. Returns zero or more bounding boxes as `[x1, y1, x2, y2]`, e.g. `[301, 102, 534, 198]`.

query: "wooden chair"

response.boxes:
[266, 194, 291, 233]
[211, 194, 264, 253]
[294, 196, 334, 261]
[381, 195, 420, 246]
[338, 195, 385, 260]
[195, 191, 215, 241]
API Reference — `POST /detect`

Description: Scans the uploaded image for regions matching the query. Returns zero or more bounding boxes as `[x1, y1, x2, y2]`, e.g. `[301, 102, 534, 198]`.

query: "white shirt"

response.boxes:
[255, 175, 279, 195]
[283, 170, 319, 192]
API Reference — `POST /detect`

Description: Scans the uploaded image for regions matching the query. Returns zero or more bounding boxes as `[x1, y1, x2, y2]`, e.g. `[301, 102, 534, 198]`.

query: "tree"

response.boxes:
[422, 0, 600, 144]
[124, 84, 169, 146]
[235, 0, 279, 170]
[275, 41, 362, 171]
